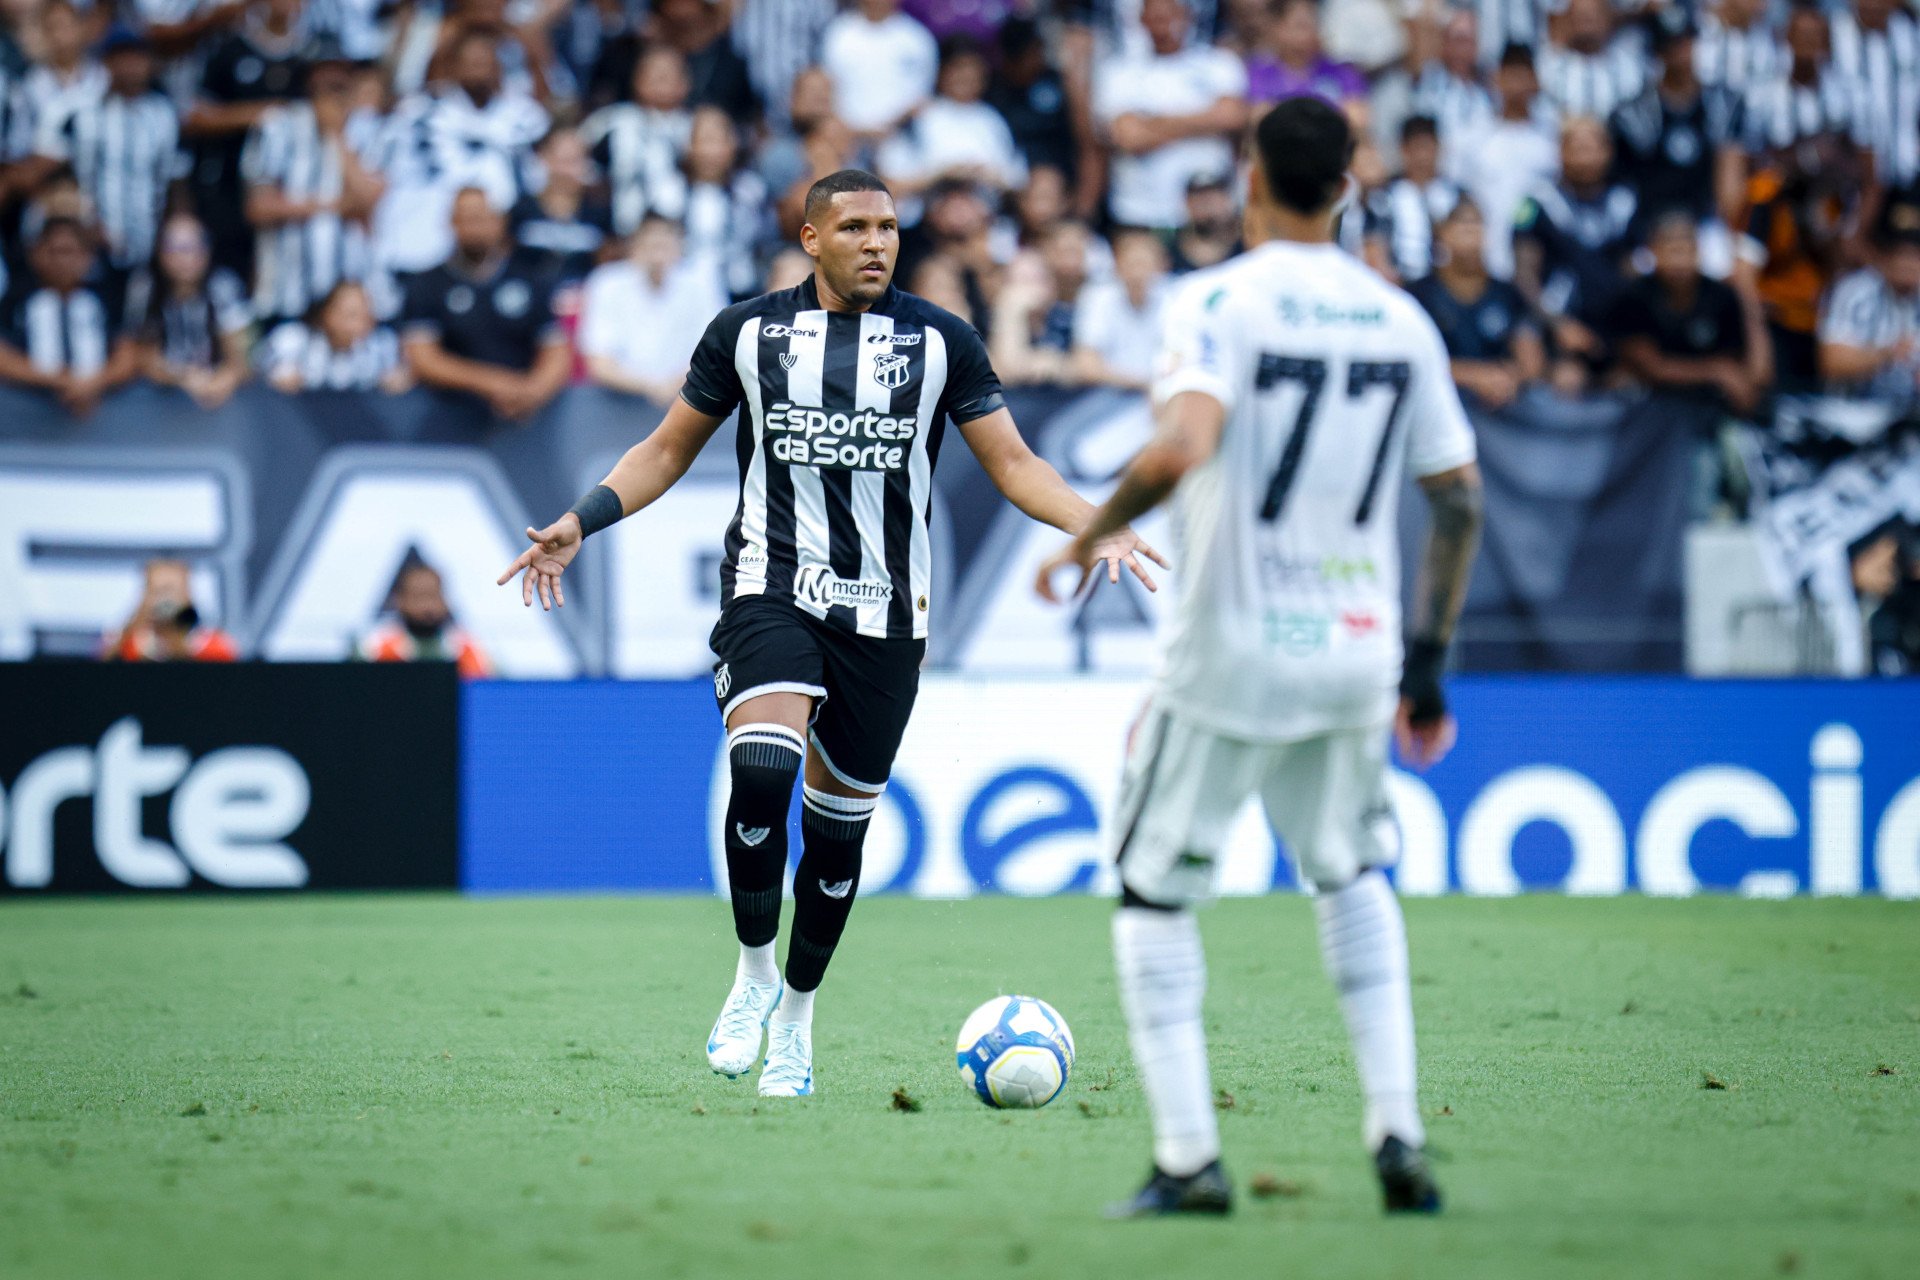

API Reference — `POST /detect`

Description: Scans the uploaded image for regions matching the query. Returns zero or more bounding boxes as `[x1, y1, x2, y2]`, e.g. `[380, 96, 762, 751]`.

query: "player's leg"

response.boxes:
[1106, 706, 1254, 1218]
[1261, 728, 1441, 1213]
[704, 602, 828, 1078]
[757, 627, 922, 1098]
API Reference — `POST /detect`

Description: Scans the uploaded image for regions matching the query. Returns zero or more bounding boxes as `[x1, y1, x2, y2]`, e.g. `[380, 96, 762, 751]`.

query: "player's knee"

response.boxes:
[728, 723, 804, 819]
[800, 786, 877, 865]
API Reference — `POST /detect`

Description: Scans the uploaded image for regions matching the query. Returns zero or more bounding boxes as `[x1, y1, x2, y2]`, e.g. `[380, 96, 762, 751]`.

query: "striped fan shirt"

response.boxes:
[1694, 14, 1783, 104]
[33, 89, 181, 270]
[241, 103, 383, 322]
[578, 102, 690, 235]
[679, 275, 1005, 641]
[1537, 39, 1647, 121]
[1830, 9, 1920, 186]
[730, 0, 835, 126]
[1744, 66, 1864, 153]
[0, 284, 122, 375]
[261, 319, 401, 389]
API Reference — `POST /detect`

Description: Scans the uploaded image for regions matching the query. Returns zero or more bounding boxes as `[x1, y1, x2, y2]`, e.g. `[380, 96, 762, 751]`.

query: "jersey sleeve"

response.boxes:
[1402, 303, 1477, 479]
[935, 316, 1006, 424]
[1151, 274, 1246, 413]
[679, 304, 749, 418]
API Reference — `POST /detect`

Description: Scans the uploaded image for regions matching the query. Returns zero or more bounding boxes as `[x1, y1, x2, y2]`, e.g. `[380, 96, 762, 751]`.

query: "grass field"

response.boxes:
[2, 894, 1916, 1280]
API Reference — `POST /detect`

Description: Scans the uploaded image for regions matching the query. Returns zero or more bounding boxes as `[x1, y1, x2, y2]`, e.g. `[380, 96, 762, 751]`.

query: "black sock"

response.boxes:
[722, 724, 803, 947]
[786, 786, 878, 992]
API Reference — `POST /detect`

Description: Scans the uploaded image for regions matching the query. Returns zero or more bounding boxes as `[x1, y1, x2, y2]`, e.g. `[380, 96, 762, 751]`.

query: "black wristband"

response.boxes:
[1400, 638, 1449, 726]
[567, 484, 624, 539]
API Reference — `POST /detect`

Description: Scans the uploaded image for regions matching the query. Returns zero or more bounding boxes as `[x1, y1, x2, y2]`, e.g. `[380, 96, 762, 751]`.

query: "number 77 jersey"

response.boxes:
[1149, 241, 1477, 742]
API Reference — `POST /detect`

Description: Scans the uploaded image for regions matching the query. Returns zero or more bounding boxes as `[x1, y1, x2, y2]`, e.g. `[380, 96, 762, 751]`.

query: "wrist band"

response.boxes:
[1400, 637, 1449, 726]
[567, 484, 624, 538]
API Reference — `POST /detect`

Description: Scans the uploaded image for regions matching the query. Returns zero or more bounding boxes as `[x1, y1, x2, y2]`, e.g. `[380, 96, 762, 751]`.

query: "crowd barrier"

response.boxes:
[7, 666, 1916, 898]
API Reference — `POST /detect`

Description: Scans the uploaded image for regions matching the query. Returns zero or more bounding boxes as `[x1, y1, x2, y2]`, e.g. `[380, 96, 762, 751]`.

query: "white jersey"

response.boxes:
[1149, 240, 1476, 742]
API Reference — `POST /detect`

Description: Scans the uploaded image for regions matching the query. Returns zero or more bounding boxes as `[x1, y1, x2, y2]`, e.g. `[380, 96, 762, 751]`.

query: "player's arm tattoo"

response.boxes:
[1411, 468, 1484, 647]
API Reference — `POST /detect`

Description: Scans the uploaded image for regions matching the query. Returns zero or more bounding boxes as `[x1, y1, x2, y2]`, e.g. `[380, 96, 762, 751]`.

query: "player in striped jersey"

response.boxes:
[498, 169, 1165, 1098]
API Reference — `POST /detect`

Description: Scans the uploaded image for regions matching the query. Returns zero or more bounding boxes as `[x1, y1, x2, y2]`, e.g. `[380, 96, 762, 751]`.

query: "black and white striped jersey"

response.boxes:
[241, 102, 383, 322]
[127, 265, 251, 369]
[0, 280, 125, 375]
[1538, 39, 1647, 121]
[577, 102, 690, 236]
[33, 89, 181, 270]
[1694, 14, 1782, 104]
[1831, 9, 1920, 186]
[680, 276, 1005, 641]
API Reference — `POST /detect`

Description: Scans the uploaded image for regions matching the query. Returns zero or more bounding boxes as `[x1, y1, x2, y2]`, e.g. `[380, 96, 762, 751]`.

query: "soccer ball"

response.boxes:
[954, 995, 1076, 1109]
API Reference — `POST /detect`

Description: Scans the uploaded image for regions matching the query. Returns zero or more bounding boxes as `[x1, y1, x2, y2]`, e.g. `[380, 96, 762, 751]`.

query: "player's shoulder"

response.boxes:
[700, 284, 807, 339]
[880, 286, 985, 344]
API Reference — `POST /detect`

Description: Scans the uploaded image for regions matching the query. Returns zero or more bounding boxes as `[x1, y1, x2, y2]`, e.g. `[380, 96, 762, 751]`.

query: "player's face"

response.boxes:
[805, 191, 899, 308]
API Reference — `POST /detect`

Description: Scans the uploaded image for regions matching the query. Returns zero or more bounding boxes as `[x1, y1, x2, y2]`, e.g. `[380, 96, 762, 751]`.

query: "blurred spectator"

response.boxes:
[992, 162, 1072, 258]
[1170, 170, 1241, 273]
[1867, 523, 1920, 675]
[262, 278, 408, 391]
[878, 34, 1026, 201]
[1093, 0, 1248, 231]
[729, 0, 836, 128]
[1511, 116, 1637, 391]
[405, 0, 567, 106]
[1410, 199, 1546, 409]
[1741, 129, 1865, 393]
[646, 0, 760, 124]
[242, 36, 386, 326]
[1609, 15, 1746, 276]
[511, 126, 613, 289]
[1070, 227, 1168, 390]
[400, 185, 569, 421]
[1832, 0, 1920, 192]
[356, 557, 492, 677]
[183, 0, 309, 281]
[680, 106, 769, 300]
[1744, 7, 1858, 160]
[1367, 115, 1460, 284]
[763, 245, 813, 293]
[1696, 0, 1784, 106]
[579, 213, 723, 405]
[1244, 0, 1367, 112]
[375, 27, 548, 275]
[756, 65, 839, 211]
[1604, 213, 1769, 423]
[129, 211, 251, 409]
[899, 178, 997, 329]
[0, 217, 138, 416]
[988, 17, 1082, 182]
[104, 557, 239, 662]
[1408, 7, 1495, 170]
[908, 251, 974, 326]
[1814, 204, 1920, 440]
[12, 4, 106, 173]
[902, 0, 1015, 42]
[990, 217, 1091, 384]
[1538, 0, 1644, 120]
[24, 27, 177, 274]
[1455, 43, 1559, 280]
[820, 0, 938, 141]
[581, 44, 693, 236]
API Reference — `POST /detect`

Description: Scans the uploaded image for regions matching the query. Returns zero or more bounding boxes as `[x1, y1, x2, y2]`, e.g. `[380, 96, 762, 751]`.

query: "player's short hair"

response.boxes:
[804, 169, 893, 225]
[1253, 96, 1353, 216]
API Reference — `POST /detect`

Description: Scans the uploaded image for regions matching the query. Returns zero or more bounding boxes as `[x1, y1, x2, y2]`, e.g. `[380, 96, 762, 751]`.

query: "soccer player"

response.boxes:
[1036, 97, 1483, 1218]
[498, 169, 1163, 1098]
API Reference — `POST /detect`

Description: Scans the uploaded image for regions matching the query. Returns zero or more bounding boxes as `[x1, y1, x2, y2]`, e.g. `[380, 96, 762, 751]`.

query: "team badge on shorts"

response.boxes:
[714, 663, 732, 699]
[874, 353, 910, 389]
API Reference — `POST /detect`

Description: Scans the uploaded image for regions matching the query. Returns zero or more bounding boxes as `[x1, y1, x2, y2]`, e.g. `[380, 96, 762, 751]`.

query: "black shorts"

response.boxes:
[709, 596, 925, 793]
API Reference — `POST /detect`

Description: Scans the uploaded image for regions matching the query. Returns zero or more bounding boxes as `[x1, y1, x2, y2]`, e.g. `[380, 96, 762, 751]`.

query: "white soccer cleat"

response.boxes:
[706, 975, 782, 1079]
[757, 1020, 813, 1097]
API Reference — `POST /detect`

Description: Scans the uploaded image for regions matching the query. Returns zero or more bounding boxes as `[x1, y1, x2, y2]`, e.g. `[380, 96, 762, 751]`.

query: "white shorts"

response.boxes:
[1111, 703, 1398, 903]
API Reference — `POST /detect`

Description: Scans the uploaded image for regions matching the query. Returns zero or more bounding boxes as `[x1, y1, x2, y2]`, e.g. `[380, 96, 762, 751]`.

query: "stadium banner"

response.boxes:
[1, 383, 1691, 676]
[0, 663, 459, 893]
[461, 675, 1920, 899]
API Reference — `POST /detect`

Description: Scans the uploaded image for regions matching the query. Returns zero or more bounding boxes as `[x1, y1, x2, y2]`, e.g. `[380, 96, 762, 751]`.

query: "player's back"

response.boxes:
[1152, 240, 1476, 742]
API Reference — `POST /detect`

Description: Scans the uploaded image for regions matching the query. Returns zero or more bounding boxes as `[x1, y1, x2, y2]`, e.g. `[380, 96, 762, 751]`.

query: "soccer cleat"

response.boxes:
[706, 974, 782, 1079]
[1104, 1161, 1233, 1219]
[757, 1019, 813, 1097]
[1375, 1136, 1443, 1214]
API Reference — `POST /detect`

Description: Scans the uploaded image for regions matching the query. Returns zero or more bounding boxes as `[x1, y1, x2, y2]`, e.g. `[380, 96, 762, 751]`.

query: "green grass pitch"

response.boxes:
[2, 894, 1916, 1279]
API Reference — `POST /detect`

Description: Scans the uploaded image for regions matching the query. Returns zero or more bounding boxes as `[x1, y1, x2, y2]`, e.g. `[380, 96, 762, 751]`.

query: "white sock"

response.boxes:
[737, 941, 778, 984]
[1112, 907, 1218, 1177]
[771, 984, 813, 1028]
[1314, 869, 1424, 1151]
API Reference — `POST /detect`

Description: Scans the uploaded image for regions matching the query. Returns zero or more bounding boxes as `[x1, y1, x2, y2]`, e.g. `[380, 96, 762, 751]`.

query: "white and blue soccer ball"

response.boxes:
[955, 995, 1076, 1109]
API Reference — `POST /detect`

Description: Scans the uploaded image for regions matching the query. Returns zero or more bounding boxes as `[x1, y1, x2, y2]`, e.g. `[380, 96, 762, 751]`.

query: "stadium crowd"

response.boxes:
[0, 0, 1913, 670]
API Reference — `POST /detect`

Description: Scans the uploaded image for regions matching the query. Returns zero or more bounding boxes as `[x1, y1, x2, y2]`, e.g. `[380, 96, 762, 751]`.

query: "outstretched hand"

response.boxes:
[497, 514, 584, 610]
[1034, 527, 1170, 603]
